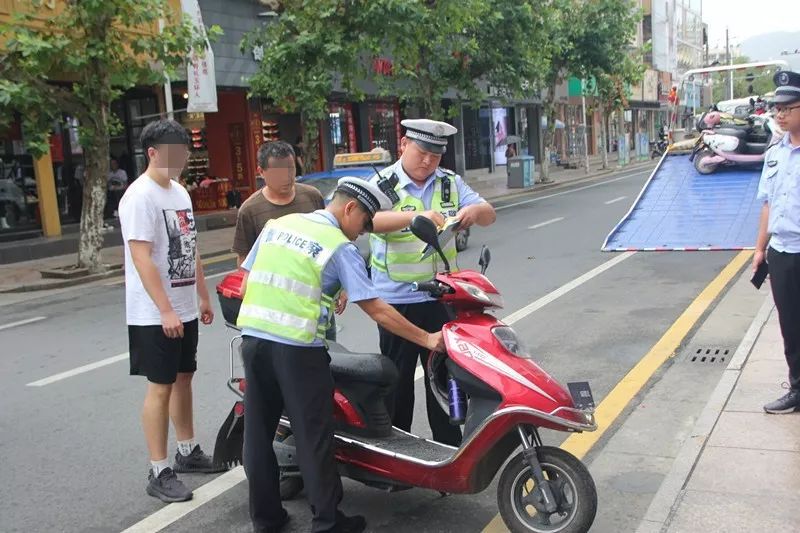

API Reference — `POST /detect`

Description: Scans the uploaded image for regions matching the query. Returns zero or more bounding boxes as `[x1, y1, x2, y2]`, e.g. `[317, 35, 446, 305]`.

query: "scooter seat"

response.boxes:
[328, 342, 398, 386]
[714, 127, 748, 139]
[743, 142, 769, 155]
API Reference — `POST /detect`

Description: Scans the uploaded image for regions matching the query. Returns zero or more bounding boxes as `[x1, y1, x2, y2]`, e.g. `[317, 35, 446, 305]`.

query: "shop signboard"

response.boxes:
[229, 123, 248, 188]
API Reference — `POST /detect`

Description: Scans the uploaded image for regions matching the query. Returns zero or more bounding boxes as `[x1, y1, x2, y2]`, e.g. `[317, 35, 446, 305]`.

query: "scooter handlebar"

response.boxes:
[412, 280, 446, 296]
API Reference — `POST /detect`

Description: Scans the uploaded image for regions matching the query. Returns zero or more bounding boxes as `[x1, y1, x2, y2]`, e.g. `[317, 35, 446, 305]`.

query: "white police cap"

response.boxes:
[402, 119, 458, 154]
[335, 177, 393, 217]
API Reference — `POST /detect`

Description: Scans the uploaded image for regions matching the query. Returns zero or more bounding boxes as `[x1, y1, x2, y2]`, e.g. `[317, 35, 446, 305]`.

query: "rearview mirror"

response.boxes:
[410, 215, 440, 248]
[479, 245, 491, 275]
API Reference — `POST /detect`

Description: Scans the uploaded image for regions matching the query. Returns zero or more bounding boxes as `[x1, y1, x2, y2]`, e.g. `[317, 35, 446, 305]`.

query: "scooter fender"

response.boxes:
[706, 133, 740, 153]
[442, 316, 595, 433]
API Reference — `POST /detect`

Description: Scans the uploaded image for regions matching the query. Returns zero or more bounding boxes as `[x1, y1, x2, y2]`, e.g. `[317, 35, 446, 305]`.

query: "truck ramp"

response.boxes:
[602, 154, 762, 251]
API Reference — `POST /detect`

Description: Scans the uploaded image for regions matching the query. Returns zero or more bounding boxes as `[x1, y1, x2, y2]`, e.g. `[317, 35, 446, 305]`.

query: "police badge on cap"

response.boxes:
[402, 119, 458, 154]
[773, 71, 800, 105]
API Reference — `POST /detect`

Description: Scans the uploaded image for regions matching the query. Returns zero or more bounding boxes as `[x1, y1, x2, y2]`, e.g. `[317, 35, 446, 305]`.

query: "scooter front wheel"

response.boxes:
[497, 446, 597, 533]
[693, 149, 719, 175]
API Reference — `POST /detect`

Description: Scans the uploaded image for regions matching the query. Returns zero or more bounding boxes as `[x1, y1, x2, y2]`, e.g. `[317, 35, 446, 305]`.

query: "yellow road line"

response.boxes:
[104, 253, 238, 286]
[482, 250, 752, 533]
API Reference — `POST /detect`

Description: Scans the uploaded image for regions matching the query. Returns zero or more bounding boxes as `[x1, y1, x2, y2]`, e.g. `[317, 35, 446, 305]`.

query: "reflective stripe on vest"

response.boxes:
[237, 213, 348, 343]
[371, 175, 459, 283]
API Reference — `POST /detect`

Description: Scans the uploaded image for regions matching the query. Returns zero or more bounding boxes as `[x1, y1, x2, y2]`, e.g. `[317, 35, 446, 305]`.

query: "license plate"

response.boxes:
[567, 381, 595, 411]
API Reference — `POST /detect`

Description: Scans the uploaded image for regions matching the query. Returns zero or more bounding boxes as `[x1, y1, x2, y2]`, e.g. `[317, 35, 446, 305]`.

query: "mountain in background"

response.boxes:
[740, 31, 800, 71]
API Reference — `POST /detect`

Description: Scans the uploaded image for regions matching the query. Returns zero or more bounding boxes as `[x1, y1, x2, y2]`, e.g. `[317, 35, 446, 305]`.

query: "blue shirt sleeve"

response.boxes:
[241, 232, 262, 271]
[455, 175, 486, 207]
[756, 147, 778, 204]
[329, 243, 378, 303]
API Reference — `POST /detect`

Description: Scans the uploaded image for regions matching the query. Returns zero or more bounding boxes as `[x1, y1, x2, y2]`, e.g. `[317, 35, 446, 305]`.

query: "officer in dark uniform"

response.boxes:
[754, 71, 800, 413]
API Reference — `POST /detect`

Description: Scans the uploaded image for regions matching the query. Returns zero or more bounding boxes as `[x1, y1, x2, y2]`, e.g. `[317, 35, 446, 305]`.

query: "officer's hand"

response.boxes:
[455, 205, 479, 229]
[752, 250, 766, 273]
[335, 291, 348, 315]
[426, 332, 446, 353]
[421, 210, 446, 228]
[161, 310, 184, 338]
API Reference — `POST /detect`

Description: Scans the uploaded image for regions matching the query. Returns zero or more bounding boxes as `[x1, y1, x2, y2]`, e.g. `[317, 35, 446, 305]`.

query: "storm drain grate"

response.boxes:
[681, 347, 731, 364]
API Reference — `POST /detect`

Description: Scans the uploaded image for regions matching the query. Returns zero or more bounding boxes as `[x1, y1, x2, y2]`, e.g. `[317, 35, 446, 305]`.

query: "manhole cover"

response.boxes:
[681, 347, 731, 364]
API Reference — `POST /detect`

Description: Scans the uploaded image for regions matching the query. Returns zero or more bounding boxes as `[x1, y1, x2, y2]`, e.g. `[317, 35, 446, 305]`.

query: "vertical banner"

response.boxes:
[229, 123, 247, 188]
[181, 0, 218, 113]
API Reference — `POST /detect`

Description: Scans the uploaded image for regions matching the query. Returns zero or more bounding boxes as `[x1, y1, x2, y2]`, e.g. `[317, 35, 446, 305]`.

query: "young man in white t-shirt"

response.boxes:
[119, 119, 222, 503]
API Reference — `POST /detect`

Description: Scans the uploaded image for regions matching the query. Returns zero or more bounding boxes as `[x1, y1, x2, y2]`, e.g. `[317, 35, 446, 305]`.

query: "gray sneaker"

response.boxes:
[764, 389, 800, 414]
[173, 444, 227, 474]
[146, 467, 193, 503]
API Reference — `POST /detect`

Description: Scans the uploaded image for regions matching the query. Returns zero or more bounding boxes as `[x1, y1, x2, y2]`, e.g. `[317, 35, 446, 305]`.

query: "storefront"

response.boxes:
[0, 88, 162, 236]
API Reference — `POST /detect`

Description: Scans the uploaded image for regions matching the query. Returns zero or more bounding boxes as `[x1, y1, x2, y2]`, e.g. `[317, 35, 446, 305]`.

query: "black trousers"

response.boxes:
[378, 301, 462, 446]
[768, 248, 800, 390]
[241, 336, 342, 533]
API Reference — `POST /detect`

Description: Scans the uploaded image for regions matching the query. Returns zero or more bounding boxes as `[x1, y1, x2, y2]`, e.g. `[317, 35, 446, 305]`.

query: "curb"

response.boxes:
[481, 160, 655, 205]
[0, 250, 235, 294]
[635, 293, 775, 533]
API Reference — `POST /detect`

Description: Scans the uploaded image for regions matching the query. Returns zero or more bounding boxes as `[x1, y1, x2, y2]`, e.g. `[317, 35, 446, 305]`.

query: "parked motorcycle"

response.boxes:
[213, 216, 599, 533]
[690, 111, 782, 175]
[650, 128, 669, 159]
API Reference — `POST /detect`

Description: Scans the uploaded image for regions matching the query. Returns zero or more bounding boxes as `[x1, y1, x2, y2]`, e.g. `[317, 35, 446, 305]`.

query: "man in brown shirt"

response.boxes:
[232, 141, 325, 265]
[232, 141, 346, 338]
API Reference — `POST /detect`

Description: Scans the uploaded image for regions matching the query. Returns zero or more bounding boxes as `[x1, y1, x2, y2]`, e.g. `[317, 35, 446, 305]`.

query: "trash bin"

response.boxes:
[507, 155, 535, 188]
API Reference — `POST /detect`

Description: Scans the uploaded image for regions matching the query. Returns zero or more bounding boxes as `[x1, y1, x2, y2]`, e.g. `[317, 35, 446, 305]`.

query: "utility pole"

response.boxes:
[581, 80, 590, 174]
[726, 27, 733, 100]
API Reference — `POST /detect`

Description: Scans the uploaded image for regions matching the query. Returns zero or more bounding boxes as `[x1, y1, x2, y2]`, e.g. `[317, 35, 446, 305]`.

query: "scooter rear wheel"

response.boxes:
[693, 149, 719, 175]
[497, 446, 597, 533]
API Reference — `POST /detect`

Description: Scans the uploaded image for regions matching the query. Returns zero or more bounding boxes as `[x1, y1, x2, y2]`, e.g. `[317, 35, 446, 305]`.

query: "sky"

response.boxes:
[702, 0, 800, 50]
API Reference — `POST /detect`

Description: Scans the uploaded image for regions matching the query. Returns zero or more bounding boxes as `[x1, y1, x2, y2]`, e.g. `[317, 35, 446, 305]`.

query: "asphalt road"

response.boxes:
[0, 164, 744, 533]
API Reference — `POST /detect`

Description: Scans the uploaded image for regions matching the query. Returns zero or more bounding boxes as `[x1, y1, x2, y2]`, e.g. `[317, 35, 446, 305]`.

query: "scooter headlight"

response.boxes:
[455, 282, 504, 308]
[492, 326, 532, 358]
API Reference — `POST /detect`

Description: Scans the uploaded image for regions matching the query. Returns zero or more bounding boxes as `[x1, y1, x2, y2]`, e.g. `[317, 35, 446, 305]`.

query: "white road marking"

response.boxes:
[528, 217, 565, 230]
[120, 466, 247, 533]
[495, 168, 650, 212]
[414, 365, 424, 381]
[501, 251, 636, 325]
[26, 352, 128, 387]
[604, 195, 628, 205]
[205, 269, 237, 281]
[0, 316, 47, 331]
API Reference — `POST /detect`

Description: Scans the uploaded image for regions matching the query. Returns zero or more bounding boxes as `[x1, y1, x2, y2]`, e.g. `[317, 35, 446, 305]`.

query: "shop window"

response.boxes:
[367, 102, 399, 159]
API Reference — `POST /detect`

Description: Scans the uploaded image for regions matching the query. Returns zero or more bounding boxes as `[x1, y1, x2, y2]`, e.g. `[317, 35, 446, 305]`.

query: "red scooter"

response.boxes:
[213, 216, 598, 533]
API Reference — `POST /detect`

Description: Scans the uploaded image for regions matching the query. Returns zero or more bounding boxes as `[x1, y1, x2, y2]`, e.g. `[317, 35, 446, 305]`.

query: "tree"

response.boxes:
[0, 0, 215, 273]
[710, 56, 776, 103]
[373, 0, 554, 120]
[538, 0, 641, 182]
[243, 1, 383, 173]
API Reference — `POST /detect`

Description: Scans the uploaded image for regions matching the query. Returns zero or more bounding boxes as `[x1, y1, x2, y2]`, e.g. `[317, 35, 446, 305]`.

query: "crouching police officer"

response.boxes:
[754, 71, 800, 414]
[238, 177, 446, 533]
[369, 119, 496, 446]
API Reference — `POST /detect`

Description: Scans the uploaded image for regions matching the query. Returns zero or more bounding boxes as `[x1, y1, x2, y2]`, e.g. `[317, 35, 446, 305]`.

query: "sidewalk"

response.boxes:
[637, 294, 800, 532]
[0, 155, 654, 293]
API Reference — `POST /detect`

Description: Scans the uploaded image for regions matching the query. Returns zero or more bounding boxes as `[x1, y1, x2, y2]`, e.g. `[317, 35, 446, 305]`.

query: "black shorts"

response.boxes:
[128, 319, 199, 384]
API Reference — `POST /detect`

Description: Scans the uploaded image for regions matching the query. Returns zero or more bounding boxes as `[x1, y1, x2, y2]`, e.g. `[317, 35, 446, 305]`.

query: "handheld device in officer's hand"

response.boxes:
[751, 261, 769, 290]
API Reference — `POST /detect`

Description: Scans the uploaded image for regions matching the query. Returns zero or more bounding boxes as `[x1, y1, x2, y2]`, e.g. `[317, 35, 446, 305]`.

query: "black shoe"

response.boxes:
[146, 467, 193, 503]
[254, 509, 290, 533]
[173, 444, 227, 473]
[331, 512, 366, 533]
[764, 389, 800, 414]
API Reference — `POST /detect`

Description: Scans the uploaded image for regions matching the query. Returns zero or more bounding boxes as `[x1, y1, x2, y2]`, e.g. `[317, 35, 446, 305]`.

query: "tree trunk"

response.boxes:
[77, 115, 109, 274]
[616, 106, 626, 168]
[599, 102, 609, 170]
[540, 83, 557, 183]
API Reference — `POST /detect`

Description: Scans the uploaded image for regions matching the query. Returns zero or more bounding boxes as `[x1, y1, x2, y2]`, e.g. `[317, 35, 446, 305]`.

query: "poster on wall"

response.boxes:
[492, 108, 509, 166]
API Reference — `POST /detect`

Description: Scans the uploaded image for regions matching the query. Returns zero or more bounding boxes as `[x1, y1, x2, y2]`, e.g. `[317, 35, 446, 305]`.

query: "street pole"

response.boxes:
[581, 90, 590, 174]
[726, 27, 733, 100]
[158, 18, 174, 120]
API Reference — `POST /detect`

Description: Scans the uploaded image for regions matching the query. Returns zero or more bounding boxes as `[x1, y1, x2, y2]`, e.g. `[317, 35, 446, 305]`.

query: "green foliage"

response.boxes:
[710, 56, 777, 103]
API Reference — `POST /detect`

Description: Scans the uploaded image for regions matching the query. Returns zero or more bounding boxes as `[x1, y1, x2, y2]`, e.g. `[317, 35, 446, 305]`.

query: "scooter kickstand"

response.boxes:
[517, 426, 558, 514]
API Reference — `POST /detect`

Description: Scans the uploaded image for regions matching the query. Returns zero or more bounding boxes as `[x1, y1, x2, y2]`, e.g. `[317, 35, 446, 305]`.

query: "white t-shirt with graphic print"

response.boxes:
[119, 174, 199, 326]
